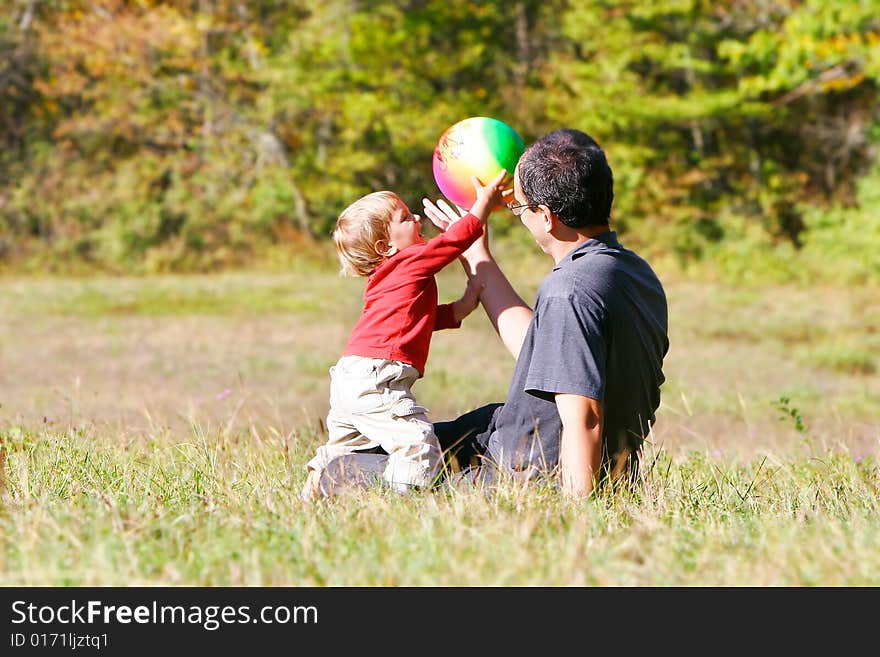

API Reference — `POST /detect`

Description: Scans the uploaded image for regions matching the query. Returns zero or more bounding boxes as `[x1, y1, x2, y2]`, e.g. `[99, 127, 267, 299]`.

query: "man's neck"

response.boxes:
[550, 224, 611, 264]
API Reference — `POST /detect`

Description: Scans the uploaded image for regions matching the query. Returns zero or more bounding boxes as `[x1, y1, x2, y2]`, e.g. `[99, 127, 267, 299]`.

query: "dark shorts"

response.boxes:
[433, 402, 641, 485]
[432, 402, 503, 473]
[314, 402, 641, 496]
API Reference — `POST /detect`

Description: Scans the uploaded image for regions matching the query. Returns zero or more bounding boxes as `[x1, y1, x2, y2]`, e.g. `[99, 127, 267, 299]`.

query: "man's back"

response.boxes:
[484, 231, 668, 478]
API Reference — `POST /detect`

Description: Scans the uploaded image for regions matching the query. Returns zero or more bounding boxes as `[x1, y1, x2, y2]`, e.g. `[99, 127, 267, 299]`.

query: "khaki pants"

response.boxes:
[307, 356, 441, 490]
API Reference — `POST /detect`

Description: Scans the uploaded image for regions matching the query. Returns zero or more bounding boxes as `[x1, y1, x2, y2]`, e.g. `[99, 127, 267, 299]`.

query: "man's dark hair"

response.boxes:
[517, 129, 614, 228]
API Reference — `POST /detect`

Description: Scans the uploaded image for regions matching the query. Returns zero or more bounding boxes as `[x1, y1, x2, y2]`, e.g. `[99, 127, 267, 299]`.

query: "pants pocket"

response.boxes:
[390, 397, 429, 419]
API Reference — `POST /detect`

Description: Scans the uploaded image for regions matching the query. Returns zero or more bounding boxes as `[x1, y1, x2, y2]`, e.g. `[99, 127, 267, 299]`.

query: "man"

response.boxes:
[313, 128, 668, 498]
[423, 128, 669, 497]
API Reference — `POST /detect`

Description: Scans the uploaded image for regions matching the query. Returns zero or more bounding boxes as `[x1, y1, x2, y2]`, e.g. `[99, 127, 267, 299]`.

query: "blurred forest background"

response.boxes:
[1, 0, 878, 282]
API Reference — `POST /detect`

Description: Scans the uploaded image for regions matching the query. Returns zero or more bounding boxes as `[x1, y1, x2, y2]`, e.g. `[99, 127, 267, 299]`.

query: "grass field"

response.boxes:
[1, 253, 878, 585]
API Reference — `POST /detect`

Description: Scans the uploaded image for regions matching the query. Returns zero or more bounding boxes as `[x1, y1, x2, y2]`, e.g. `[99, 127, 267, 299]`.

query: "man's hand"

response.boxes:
[422, 196, 491, 269]
[422, 196, 466, 233]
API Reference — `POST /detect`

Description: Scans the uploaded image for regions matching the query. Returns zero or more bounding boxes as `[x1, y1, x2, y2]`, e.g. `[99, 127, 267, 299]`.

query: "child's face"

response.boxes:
[386, 198, 425, 253]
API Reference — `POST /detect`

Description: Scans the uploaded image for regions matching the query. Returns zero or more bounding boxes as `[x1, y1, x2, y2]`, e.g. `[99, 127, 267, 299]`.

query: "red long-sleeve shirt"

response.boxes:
[343, 212, 482, 376]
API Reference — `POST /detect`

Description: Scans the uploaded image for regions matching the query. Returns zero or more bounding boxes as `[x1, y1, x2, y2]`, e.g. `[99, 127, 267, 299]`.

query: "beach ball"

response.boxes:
[432, 116, 525, 209]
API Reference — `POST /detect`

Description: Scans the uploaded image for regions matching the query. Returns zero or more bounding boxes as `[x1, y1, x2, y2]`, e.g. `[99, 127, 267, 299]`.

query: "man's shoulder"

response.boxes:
[537, 267, 575, 300]
[539, 254, 613, 298]
[573, 241, 662, 288]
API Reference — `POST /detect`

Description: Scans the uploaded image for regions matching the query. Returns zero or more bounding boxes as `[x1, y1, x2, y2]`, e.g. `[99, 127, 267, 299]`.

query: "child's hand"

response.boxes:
[468, 169, 510, 223]
[452, 277, 486, 323]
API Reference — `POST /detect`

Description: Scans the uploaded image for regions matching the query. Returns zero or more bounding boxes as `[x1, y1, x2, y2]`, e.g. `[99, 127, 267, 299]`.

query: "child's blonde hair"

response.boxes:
[333, 191, 399, 277]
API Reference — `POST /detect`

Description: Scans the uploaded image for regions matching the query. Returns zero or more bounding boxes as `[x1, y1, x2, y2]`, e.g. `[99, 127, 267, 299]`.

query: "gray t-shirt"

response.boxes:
[483, 231, 668, 474]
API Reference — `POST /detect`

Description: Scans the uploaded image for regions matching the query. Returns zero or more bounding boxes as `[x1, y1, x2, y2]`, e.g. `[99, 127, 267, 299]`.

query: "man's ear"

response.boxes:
[539, 205, 556, 234]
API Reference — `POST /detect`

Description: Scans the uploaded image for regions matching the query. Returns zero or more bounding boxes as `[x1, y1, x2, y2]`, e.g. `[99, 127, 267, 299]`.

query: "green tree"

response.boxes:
[547, 0, 879, 262]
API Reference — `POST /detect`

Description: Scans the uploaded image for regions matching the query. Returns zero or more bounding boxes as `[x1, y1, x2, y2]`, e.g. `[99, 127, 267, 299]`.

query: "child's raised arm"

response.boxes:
[467, 169, 511, 225]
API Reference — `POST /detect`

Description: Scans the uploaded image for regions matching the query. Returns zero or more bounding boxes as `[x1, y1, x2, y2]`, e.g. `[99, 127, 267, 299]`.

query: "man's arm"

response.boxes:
[422, 196, 533, 359]
[555, 393, 603, 497]
[462, 250, 533, 360]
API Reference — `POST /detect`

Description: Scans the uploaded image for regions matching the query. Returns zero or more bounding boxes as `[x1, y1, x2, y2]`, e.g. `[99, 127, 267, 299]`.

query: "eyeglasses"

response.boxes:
[506, 202, 536, 216]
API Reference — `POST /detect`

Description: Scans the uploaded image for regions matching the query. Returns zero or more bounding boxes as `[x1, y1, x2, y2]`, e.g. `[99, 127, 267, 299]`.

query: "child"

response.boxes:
[301, 170, 508, 499]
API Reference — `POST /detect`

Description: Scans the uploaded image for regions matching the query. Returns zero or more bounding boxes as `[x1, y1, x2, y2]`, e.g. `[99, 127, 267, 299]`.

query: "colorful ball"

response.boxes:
[432, 116, 526, 210]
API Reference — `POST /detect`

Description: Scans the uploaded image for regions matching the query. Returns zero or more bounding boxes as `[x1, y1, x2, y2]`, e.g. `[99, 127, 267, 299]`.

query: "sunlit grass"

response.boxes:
[1, 260, 879, 585]
[1, 425, 877, 586]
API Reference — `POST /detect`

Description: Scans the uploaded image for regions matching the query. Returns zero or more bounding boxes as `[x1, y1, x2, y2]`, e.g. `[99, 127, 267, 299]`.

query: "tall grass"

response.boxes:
[1, 266, 878, 585]
[1, 424, 877, 586]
